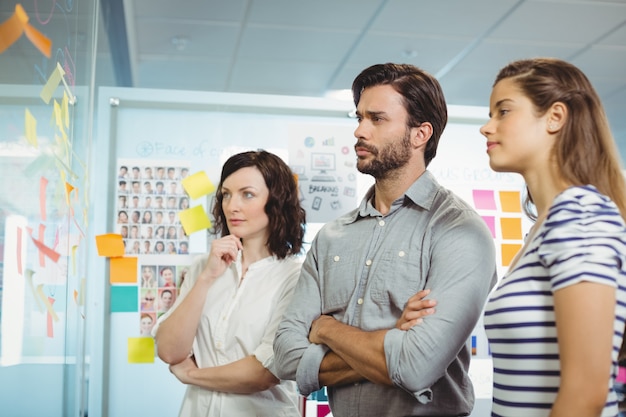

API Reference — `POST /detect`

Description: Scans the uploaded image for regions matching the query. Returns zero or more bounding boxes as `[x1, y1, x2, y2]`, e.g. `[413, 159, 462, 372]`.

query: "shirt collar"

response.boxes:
[345, 170, 440, 224]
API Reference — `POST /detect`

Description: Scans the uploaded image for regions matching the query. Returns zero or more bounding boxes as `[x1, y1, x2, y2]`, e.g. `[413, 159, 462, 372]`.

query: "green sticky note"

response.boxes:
[110, 285, 138, 312]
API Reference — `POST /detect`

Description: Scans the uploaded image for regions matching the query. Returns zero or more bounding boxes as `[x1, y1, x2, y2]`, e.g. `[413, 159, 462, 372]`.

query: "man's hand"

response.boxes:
[396, 289, 436, 330]
[169, 355, 198, 384]
[309, 314, 336, 345]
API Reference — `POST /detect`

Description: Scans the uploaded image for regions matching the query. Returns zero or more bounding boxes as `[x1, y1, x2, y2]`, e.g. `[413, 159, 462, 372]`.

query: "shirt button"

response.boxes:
[398, 251, 405, 257]
[365, 259, 372, 266]
[216, 342, 222, 349]
[378, 220, 385, 226]
[334, 255, 340, 262]
[357, 298, 363, 305]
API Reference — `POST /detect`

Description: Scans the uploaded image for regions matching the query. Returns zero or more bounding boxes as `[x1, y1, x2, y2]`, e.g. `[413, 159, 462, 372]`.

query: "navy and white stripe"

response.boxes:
[485, 185, 626, 416]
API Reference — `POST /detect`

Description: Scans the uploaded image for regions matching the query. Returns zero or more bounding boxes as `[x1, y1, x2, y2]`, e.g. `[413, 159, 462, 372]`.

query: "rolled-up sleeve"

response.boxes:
[384, 208, 497, 396]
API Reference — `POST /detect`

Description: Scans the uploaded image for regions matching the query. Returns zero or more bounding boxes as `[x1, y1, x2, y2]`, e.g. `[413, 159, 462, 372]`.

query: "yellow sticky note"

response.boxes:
[128, 337, 155, 363]
[110, 257, 138, 284]
[95, 233, 125, 257]
[500, 217, 523, 240]
[501, 243, 522, 267]
[62, 91, 70, 128]
[24, 108, 38, 147]
[179, 205, 212, 235]
[40, 62, 65, 104]
[499, 191, 522, 213]
[181, 171, 216, 199]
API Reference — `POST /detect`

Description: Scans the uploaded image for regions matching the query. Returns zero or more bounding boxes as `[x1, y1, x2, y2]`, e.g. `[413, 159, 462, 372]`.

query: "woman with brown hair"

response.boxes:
[154, 150, 306, 417]
[482, 58, 626, 417]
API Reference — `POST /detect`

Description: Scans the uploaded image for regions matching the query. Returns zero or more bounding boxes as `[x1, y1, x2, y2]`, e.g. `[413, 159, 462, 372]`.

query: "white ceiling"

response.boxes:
[3, 0, 626, 158]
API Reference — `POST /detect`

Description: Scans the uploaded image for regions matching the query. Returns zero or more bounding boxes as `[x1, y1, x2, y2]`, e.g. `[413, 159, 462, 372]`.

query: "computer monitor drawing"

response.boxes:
[311, 153, 336, 182]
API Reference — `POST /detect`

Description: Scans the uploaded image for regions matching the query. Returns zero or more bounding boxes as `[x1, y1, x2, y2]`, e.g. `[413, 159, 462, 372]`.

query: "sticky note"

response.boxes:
[40, 62, 65, 104]
[500, 217, 523, 240]
[95, 233, 125, 257]
[0, 4, 51, 57]
[481, 215, 496, 238]
[128, 337, 155, 363]
[179, 205, 212, 235]
[181, 170, 216, 199]
[472, 189, 497, 210]
[31, 235, 61, 264]
[110, 285, 138, 313]
[24, 108, 38, 148]
[499, 191, 522, 213]
[501, 243, 522, 267]
[110, 257, 138, 284]
[36, 284, 59, 321]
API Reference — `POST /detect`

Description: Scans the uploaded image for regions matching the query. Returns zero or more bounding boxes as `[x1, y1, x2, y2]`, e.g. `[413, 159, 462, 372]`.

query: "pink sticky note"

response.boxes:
[481, 216, 496, 238]
[472, 189, 497, 210]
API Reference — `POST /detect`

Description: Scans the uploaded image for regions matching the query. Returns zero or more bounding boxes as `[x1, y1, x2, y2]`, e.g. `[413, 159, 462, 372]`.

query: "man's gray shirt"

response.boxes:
[274, 171, 497, 417]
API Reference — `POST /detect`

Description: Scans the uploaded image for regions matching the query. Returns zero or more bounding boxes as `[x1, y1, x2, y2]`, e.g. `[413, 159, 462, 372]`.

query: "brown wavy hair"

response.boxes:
[351, 63, 448, 167]
[494, 58, 626, 222]
[495, 58, 626, 356]
[211, 150, 306, 259]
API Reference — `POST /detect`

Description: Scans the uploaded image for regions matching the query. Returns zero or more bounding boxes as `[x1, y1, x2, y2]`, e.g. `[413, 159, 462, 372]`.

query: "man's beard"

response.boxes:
[356, 128, 412, 179]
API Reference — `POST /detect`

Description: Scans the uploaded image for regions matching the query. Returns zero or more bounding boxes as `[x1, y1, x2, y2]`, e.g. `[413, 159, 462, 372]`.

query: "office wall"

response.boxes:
[90, 88, 526, 416]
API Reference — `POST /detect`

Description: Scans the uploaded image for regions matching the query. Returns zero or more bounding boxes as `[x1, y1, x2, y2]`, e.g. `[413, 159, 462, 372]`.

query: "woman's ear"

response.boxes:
[547, 102, 567, 133]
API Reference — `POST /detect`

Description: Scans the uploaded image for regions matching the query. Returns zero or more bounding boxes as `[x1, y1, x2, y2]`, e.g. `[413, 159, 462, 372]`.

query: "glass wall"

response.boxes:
[0, 1, 98, 416]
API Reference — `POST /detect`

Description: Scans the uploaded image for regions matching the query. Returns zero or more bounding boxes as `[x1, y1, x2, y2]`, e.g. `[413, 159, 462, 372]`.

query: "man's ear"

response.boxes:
[547, 102, 567, 133]
[411, 122, 433, 148]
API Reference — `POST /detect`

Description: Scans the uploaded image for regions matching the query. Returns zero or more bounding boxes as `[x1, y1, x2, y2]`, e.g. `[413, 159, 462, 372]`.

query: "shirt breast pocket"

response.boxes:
[320, 250, 361, 312]
[370, 249, 424, 310]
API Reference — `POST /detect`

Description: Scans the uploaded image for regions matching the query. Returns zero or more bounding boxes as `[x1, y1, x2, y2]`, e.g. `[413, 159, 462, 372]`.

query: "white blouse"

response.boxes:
[155, 251, 303, 417]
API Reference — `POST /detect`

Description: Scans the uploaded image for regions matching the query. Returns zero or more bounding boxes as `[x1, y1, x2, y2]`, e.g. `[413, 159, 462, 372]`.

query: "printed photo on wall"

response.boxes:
[288, 123, 358, 223]
[138, 255, 192, 337]
[115, 159, 191, 255]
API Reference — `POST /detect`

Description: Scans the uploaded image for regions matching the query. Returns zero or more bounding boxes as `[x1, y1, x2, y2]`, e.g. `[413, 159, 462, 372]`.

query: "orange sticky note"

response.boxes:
[25, 108, 38, 148]
[0, 4, 26, 54]
[500, 217, 523, 240]
[179, 205, 212, 235]
[181, 170, 216, 200]
[128, 337, 155, 363]
[110, 257, 138, 284]
[21, 13, 51, 57]
[499, 191, 522, 213]
[95, 233, 125, 257]
[501, 243, 523, 267]
[65, 181, 74, 207]
[0, 4, 51, 57]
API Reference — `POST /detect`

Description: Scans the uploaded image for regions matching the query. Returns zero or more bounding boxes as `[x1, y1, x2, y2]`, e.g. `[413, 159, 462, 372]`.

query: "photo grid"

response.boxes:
[115, 162, 191, 255]
[138, 262, 190, 336]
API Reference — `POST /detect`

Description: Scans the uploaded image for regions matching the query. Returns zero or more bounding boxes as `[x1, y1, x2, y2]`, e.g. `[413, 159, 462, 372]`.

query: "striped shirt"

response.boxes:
[484, 185, 626, 417]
